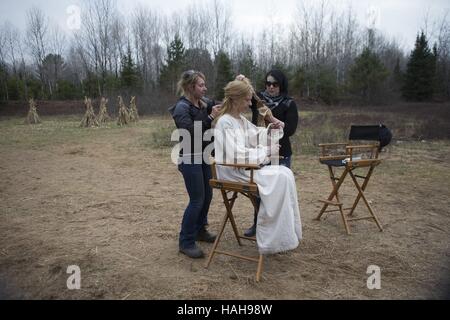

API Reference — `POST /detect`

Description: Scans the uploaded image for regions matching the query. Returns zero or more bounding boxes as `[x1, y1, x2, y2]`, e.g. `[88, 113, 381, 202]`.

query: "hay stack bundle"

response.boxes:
[80, 97, 99, 127]
[97, 97, 110, 124]
[25, 98, 41, 124]
[128, 96, 139, 123]
[117, 96, 130, 126]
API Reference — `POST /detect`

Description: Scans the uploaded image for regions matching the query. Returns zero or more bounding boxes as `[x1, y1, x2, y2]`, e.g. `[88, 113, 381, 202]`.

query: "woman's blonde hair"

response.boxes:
[215, 78, 255, 122]
[176, 70, 206, 97]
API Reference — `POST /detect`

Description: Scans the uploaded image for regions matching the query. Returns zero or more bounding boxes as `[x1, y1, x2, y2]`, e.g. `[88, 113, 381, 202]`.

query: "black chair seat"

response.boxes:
[320, 159, 346, 167]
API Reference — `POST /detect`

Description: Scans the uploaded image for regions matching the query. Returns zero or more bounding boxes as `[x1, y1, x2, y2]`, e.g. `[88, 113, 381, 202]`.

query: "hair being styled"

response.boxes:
[215, 78, 255, 122]
[177, 70, 206, 97]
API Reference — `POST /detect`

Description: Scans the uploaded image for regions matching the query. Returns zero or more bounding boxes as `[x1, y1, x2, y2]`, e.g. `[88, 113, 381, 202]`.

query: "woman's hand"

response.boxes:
[271, 120, 285, 129]
[267, 115, 285, 129]
[211, 105, 222, 119]
[236, 74, 246, 81]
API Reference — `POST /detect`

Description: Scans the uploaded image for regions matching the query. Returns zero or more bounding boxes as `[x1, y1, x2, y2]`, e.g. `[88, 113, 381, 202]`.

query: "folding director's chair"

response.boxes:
[315, 125, 392, 235]
[204, 159, 264, 282]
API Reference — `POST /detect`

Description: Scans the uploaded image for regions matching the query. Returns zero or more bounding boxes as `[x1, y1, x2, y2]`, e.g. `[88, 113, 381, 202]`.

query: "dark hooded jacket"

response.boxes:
[169, 96, 216, 162]
[250, 70, 299, 158]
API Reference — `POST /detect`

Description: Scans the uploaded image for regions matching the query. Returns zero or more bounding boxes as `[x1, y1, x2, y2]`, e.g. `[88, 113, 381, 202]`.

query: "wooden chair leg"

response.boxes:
[349, 171, 383, 232]
[206, 183, 267, 280]
[205, 205, 230, 269]
[221, 190, 242, 246]
[338, 204, 351, 235]
[348, 166, 375, 217]
[256, 255, 264, 282]
[316, 168, 348, 221]
[326, 167, 350, 234]
[328, 167, 350, 234]
[327, 167, 342, 205]
[227, 192, 243, 244]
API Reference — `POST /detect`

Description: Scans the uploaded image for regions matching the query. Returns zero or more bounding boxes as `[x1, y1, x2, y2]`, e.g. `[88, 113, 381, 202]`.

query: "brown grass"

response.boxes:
[0, 107, 449, 299]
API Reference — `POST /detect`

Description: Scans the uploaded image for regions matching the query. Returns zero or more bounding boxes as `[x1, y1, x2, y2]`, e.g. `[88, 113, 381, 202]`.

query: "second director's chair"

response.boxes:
[204, 159, 265, 282]
[315, 125, 392, 235]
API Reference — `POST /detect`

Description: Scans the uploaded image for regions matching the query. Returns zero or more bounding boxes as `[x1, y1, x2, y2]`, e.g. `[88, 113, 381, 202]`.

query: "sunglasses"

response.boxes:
[265, 81, 279, 88]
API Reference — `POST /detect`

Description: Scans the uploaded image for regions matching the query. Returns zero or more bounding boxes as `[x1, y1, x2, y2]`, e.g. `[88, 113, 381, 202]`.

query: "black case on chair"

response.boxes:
[349, 124, 392, 150]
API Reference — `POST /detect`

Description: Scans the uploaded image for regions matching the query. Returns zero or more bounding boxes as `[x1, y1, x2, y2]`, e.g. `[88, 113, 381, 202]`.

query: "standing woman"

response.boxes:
[169, 70, 221, 259]
[250, 69, 299, 168]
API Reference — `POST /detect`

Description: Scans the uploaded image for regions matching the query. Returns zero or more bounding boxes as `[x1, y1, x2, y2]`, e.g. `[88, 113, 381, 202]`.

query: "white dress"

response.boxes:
[214, 114, 302, 254]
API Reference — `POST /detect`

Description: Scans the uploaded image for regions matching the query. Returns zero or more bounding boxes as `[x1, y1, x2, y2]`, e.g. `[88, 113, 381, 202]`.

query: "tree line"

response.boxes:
[0, 0, 449, 113]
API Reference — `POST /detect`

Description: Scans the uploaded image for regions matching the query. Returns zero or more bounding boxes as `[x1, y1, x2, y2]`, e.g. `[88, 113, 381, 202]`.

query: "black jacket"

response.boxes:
[250, 93, 299, 157]
[169, 96, 216, 161]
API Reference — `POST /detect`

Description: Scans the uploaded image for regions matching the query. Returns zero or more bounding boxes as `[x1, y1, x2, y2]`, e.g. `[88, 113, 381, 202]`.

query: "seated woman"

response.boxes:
[213, 78, 302, 255]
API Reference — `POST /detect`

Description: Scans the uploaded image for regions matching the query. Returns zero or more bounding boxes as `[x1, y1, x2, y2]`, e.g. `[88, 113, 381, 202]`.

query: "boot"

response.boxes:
[196, 227, 217, 243]
[179, 245, 205, 259]
[244, 224, 256, 237]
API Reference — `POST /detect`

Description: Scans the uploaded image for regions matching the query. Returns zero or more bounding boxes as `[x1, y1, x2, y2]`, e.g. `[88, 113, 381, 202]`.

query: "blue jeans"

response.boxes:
[279, 156, 292, 169]
[178, 162, 213, 249]
[252, 156, 292, 224]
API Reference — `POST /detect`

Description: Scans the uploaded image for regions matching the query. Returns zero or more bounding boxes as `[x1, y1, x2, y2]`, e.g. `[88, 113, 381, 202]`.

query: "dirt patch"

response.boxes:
[0, 117, 449, 299]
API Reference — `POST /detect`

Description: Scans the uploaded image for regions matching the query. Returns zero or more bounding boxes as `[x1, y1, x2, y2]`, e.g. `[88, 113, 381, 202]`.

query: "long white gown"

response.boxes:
[214, 114, 302, 254]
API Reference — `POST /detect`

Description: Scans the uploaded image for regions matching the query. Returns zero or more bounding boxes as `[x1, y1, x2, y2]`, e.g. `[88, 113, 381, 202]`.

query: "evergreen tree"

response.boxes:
[0, 62, 9, 101]
[159, 34, 186, 94]
[238, 48, 257, 84]
[42, 54, 66, 99]
[388, 56, 404, 98]
[316, 66, 339, 104]
[393, 57, 403, 86]
[349, 47, 389, 104]
[120, 45, 142, 94]
[214, 51, 233, 100]
[271, 61, 290, 77]
[402, 31, 436, 101]
[290, 66, 306, 97]
[431, 43, 442, 99]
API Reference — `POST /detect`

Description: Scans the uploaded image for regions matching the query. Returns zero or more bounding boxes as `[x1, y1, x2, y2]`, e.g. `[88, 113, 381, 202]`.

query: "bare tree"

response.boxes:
[209, 0, 232, 57]
[426, 10, 450, 98]
[2, 22, 21, 75]
[132, 5, 163, 88]
[49, 25, 66, 58]
[26, 6, 49, 96]
[43, 25, 68, 97]
[0, 27, 5, 64]
[2, 22, 29, 100]
[184, 2, 212, 52]
[162, 12, 183, 49]
[79, 0, 117, 96]
[111, 15, 126, 78]
[0, 26, 8, 101]
[66, 43, 86, 86]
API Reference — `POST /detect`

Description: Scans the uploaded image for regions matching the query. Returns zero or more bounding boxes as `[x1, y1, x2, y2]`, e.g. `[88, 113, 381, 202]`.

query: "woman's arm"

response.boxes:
[283, 100, 299, 137]
[215, 117, 270, 165]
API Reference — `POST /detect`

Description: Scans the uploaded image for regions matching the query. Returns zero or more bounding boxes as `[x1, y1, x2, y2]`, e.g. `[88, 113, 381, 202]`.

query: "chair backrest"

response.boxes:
[349, 124, 392, 150]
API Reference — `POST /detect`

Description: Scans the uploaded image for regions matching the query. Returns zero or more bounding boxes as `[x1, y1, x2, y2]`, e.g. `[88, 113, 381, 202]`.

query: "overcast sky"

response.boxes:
[1, 0, 449, 51]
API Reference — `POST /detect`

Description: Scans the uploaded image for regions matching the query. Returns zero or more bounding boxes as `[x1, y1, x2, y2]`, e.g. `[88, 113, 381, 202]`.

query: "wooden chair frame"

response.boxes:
[204, 160, 264, 282]
[315, 143, 384, 235]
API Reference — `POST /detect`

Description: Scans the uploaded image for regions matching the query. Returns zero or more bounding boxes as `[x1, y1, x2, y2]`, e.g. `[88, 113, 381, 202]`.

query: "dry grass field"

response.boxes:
[0, 104, 449, 299]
